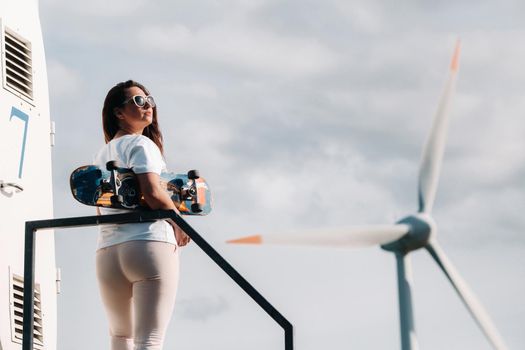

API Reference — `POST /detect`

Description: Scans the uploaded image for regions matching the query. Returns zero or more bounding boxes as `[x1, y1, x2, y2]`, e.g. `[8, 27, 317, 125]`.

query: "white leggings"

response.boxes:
[96, 240, 179, 350]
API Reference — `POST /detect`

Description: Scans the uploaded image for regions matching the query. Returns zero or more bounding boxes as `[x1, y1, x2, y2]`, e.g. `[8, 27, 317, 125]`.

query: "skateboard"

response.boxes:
[70, 161, 212, 215]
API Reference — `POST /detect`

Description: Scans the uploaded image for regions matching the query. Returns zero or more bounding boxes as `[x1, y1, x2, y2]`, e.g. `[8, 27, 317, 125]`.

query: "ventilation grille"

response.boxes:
[3, 28, 34, 100]
[10, 274, 44, 348]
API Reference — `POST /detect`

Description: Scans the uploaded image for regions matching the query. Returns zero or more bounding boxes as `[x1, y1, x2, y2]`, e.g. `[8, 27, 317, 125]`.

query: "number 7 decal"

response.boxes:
[10, 107, 29, 179]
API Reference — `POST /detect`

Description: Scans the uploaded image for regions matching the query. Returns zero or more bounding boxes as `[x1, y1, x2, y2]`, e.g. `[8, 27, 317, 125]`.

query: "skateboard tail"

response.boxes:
[70, 165, 106, 206]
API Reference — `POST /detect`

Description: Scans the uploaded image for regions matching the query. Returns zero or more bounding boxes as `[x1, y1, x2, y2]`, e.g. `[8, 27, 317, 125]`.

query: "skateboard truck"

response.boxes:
[186, 169, 203, 213]
[106, 161, 123, 206]
[106, 161, 124, 207]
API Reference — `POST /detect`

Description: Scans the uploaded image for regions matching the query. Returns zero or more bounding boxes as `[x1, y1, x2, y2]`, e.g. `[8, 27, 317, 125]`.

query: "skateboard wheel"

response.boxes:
[106, 161, 118, 171]
[188, 169, 200, 180]
[110, 195, 124, 206]
[191, 203, 203, 213]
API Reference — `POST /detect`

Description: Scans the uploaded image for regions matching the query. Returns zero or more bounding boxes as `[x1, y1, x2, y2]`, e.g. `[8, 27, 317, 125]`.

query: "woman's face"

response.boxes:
[116, 86, 154, 131]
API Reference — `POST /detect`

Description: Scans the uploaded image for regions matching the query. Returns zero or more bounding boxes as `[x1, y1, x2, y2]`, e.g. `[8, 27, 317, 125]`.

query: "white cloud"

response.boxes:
[176, 295, 229, 322]
[138, 22, 338, 78]
[46, 60, 82, 97]
[171, 81, 219, 100]
[334, 1, 384, 33]
[45, 0, 147, 17]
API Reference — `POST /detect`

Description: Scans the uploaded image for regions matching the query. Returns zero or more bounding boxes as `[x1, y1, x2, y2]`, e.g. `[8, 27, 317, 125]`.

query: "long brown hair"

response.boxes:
[102, 80, 164, 155]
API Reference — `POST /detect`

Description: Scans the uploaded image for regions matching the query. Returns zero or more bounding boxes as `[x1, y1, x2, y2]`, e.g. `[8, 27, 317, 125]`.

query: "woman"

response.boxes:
[94, 80, 189, 350]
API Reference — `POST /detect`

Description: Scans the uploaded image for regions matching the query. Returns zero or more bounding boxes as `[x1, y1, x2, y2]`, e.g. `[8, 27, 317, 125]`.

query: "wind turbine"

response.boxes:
[228, 42, 508, 350]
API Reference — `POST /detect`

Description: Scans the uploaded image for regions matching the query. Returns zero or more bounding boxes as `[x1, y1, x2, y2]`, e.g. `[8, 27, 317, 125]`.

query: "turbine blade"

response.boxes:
[426, 241, 508, 350]
[418, 40, 461, 213]
[227, 224, 410, 247]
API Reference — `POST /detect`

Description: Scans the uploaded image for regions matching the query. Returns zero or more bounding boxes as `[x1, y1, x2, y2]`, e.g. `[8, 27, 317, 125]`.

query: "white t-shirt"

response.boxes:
[93, 134, 176, 250]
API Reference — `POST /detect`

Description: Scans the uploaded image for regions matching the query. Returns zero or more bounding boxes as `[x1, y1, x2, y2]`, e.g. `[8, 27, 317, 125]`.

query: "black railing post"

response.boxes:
[22, 222, 36, 350]
[22, 210, 293, 350]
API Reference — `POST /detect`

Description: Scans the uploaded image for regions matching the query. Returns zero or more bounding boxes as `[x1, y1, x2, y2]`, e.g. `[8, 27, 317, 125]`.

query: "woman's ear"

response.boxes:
[114, 107, 124, 119]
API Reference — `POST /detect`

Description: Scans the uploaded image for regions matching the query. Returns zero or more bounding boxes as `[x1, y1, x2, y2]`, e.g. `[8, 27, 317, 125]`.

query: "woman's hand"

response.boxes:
[175, 226, 191, 247]
[167, 218, 191, 247]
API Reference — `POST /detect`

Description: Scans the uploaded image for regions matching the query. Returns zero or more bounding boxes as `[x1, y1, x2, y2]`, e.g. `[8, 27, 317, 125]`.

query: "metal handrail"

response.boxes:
[23, 210, 293, 349]
[0, 180, 24, 192]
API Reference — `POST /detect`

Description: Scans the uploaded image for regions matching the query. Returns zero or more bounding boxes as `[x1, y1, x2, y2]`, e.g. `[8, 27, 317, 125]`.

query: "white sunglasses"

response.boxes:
[122, 95, 156, 108]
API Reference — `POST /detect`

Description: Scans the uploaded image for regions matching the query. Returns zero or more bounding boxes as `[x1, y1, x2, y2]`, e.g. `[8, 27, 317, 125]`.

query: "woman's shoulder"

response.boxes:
[132, 135, 161, 153]
[108, 135, 162, 163]
[112, 134, 156, 148]
[125, 135, 164, 162]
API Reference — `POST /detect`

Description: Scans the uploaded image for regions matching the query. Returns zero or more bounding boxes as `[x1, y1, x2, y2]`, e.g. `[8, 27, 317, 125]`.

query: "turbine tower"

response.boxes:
[228, 42, 508, 350]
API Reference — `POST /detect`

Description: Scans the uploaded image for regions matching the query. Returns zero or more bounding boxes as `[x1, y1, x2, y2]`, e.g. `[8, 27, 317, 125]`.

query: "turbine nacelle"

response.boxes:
[381, 213, 437, 253]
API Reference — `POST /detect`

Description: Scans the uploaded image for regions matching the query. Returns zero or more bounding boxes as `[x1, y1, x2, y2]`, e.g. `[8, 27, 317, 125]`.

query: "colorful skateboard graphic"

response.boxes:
[70, 161, 212, 215]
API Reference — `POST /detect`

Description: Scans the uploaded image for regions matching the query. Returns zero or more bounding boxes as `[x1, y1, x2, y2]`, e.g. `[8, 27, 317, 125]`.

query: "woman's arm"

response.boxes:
[136, 172, 191, 246]
[136, 172, 176, 210]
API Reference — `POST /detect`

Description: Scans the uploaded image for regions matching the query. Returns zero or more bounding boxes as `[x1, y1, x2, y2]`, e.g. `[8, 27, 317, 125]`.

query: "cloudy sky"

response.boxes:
[39, 0, 524, 349]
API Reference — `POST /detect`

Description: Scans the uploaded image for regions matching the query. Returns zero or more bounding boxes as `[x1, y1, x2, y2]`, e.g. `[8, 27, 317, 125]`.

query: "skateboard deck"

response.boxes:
[70, 163, 212, 215]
